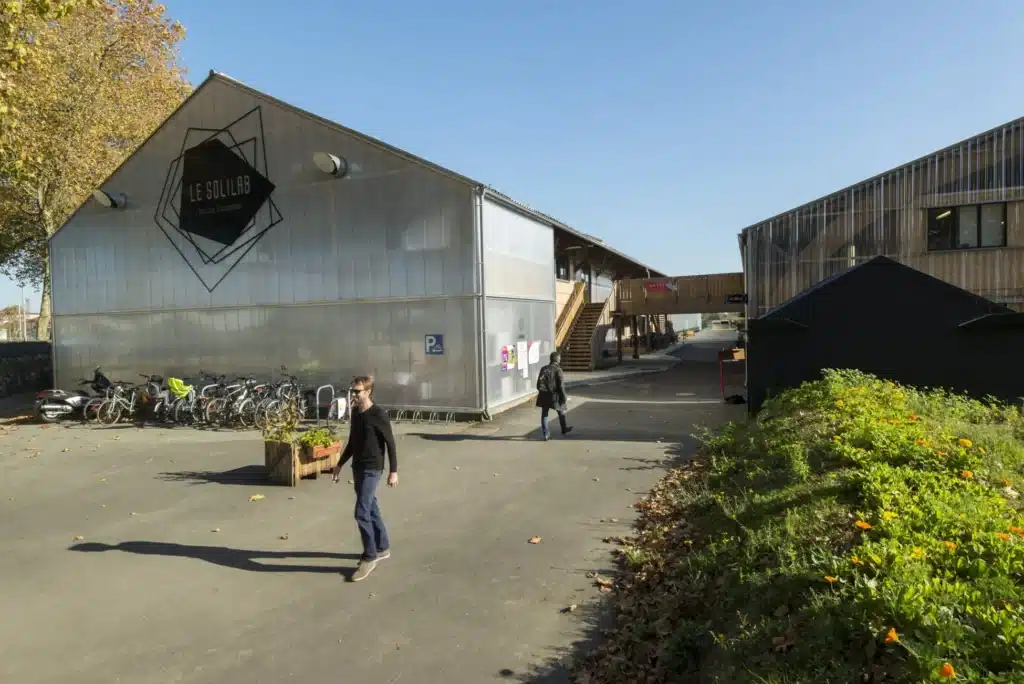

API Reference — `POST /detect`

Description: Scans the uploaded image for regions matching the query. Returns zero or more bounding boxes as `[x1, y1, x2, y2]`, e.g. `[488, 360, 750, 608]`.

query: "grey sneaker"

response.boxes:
[376, 549, 391, 561]
[351, 559, 377, 582]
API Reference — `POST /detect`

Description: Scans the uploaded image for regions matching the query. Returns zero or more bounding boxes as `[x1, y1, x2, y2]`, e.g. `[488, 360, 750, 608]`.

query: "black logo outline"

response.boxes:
[153, 106, 283, 293]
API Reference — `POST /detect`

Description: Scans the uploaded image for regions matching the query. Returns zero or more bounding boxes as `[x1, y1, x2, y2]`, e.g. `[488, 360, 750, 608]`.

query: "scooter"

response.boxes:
[35, 367, 112, 423]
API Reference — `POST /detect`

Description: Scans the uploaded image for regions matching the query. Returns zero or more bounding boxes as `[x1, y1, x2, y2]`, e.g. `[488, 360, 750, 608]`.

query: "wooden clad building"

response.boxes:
[739, 118, 1024, 315]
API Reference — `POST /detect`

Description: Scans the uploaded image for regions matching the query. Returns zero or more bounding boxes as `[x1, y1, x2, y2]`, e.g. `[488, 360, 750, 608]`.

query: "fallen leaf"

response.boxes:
[494, 473, 500, 477]
[598, 585, 613, 593]
[279, 534, 289, 540]
[454, 466, 460, 471]
[609, 518, 618, 523]
[61, 448, 69, 452]
[113, 436, 120, 440]
[249, 494, 265, 502]
[368, 592, 376, 598]
[73, 535, 84, 541]
[288, 496, 296, 500]
[347, 480, 354, 484]
[562, 604, 578, 613]
[592, 478, 600, 482]
[211, 528, 221, 533]
[528, 536, 542, 544]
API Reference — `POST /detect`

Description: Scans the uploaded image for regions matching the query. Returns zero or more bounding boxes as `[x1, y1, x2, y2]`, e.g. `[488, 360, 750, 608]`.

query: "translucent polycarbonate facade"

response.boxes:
[480, 199, 556, 410]
[49, 77, 484, 411]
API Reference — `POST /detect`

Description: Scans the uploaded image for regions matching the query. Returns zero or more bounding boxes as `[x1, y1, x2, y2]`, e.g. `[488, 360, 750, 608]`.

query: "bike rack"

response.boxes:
[315, 384, 335, 428]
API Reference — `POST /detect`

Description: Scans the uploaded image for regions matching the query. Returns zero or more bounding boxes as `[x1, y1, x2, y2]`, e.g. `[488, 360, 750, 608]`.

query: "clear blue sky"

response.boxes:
[10, 0, 1024, 308]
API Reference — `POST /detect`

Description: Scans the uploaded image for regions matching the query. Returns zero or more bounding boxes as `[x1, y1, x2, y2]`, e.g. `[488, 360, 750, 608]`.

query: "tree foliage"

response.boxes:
[0, 0, 190, 338]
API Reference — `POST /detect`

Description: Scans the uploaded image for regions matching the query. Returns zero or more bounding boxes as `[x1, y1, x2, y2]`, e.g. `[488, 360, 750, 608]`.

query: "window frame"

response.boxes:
[926, 201, 1007, 252]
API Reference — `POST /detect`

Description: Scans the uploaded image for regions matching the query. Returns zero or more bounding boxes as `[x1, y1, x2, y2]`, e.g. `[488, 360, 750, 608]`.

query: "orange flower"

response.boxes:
[907, 414, 919, 421]
[851, 556, 863, 565]
[997, 533, 1012, 541]
[911, 548, 926, 558]
[938, 663, 955, 678]
[936, 450, 947, 456]
[958, 438, 973, 448]
[943, 541, 958, 551]
[855, 520, 872, 530]
[978, 446, 986, 454]
[1003, 479, 1013, 488]
[961, 470, 973, 479]
[1009, 526, 1024, 535]
[884, 627, 899, 644]
[916, 439, 931, 447]
[824, 575, 837, 584]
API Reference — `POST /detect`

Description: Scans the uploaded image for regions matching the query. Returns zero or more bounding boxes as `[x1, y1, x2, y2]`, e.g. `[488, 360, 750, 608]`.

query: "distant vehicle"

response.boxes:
[709, 319, 738, 331]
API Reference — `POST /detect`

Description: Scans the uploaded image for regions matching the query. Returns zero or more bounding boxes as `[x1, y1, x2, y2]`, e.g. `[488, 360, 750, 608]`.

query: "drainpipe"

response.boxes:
[475, 186, 491, 421]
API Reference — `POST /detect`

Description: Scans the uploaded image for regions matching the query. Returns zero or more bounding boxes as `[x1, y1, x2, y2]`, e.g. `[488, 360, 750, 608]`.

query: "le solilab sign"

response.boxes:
[178, 138, 276, 246]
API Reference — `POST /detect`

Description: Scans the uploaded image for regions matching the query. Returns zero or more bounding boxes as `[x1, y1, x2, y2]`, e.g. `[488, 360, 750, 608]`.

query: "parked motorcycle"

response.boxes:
[35, 367, 112, 423]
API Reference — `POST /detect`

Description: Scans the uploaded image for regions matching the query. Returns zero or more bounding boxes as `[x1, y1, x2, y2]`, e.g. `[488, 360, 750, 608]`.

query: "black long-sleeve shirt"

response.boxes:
[338, 404, 398, 473]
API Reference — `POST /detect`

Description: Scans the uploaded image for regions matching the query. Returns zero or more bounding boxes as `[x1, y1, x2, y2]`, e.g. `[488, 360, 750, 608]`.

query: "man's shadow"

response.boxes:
[70, 541, 361, 579]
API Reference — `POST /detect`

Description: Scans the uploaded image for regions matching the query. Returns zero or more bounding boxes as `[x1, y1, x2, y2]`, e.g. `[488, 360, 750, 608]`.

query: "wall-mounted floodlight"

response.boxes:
[312, 152, 349, 177]
[91, 189, 127, 209]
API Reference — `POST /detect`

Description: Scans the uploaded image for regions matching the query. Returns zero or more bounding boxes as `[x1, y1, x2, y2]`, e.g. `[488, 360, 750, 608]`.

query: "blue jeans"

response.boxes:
[540, 407, 568, 439]
[353, 469, 390, 561]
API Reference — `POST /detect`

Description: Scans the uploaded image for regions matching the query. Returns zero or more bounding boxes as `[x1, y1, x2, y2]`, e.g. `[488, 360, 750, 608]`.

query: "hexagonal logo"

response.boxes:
[154, 106, 282, 292]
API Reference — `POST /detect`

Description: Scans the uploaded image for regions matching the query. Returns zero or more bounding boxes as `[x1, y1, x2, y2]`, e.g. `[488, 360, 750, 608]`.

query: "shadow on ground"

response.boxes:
[69, 540, 361, 577]
[156, 465, 268, 486]
[496, 589, 612, 683]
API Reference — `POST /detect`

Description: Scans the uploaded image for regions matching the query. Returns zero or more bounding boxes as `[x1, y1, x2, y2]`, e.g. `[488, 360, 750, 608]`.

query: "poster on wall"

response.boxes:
[506, 345, 517, 372]
[516, 341, 529, 378]
[528, 341, 540, 365]
[501, 346, 510, 371]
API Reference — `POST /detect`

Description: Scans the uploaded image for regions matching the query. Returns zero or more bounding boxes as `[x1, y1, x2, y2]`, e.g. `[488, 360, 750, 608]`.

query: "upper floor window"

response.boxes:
[555, 253, 570, 280]
[927, 203, 1007, 251]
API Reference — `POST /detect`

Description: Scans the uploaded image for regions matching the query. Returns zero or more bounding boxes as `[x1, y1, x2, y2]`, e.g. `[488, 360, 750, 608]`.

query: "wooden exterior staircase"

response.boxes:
[560, 303, 606, 371]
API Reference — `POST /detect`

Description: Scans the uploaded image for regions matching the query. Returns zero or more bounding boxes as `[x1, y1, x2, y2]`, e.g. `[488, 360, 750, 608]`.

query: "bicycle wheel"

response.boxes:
[84, 398, 105, 423]
[204, 398, 226, 426]
[173, 399, 193, 425]
[235, 398, 256, 429]
[255, 399, 278, 430]
[97, 399, 122, 425]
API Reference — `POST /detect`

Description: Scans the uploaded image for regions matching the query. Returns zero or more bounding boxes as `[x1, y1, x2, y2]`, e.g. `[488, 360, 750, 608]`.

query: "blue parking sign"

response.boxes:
[424, 334, 444, 355]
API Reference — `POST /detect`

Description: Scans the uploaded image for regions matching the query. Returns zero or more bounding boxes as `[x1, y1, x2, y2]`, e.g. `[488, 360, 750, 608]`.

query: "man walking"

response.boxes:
[536, 351, 573, 441]
[332, 375, 398, 582]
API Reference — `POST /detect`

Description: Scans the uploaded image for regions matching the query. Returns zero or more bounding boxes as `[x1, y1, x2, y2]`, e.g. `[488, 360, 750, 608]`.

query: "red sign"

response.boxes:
[643, 281, 676, 293]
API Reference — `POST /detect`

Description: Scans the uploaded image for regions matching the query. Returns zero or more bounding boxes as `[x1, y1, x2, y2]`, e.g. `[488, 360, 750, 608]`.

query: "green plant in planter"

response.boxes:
[298, 427, 339, 448]
[262, 396, 302, 444]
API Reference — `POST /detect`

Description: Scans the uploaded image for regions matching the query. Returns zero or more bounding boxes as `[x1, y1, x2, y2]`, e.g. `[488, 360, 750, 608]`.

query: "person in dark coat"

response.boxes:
[536, 351, 573, 441]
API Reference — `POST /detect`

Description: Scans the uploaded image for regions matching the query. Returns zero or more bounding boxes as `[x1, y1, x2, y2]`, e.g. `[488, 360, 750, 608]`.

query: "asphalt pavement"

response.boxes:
[0, 338, 743, 683]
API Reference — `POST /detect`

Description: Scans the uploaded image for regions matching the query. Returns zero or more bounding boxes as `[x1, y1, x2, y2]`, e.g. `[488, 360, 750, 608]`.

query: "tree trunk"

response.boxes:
[36, 254, 52, 341]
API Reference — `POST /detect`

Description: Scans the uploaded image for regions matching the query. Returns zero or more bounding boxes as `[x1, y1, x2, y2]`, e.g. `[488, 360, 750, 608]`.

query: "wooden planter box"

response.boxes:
[264, 440, 342, 487]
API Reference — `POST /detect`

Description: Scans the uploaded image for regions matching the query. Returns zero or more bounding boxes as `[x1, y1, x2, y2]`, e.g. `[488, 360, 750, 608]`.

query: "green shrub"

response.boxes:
[578, 370, 1024, 683]
[297, 427, 339, 448]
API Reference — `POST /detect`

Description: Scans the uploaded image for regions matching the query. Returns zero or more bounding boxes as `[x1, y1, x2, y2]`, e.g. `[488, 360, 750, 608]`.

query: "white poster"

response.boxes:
[516, 340, 529, 378]
[528, 341, 540, 365]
